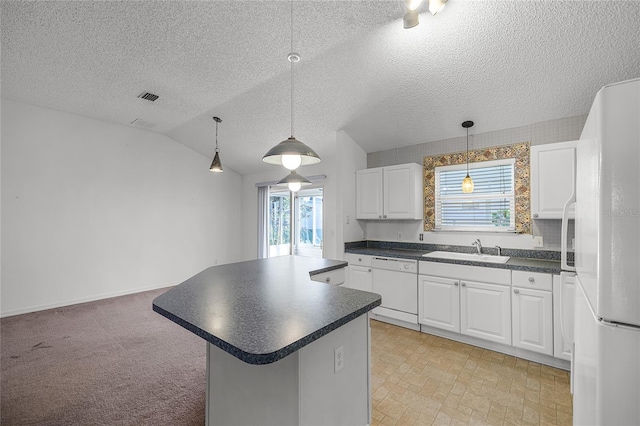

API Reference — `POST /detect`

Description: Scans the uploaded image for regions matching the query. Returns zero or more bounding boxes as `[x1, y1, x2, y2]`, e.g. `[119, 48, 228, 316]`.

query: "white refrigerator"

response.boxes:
[563, 78, 640, 425]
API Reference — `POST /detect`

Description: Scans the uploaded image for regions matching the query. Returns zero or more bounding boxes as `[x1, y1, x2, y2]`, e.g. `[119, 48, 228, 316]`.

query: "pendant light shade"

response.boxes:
[462, 120, 474, 193]
[263, 136, 321, 169]
[428, 0, 448, 15]
[263, 1, 320, 170]
[209, 117, 223, 173]
[277, 170, 312, 193]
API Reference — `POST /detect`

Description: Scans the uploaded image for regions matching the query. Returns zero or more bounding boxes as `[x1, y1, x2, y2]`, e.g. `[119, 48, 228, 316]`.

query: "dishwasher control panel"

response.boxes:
[372, 257, 417, 273]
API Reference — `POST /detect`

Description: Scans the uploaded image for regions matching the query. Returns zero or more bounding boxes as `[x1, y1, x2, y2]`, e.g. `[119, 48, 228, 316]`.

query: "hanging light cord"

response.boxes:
[215, 120, 219, 152]
[466, 127, 469, 174]
[290, 0, 295, 138]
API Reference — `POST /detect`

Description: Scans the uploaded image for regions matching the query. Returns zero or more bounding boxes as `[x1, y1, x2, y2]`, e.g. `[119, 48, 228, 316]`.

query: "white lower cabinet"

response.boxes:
[347, 265, 373, 292]
[511, 270, 554, 356]
[512, 287, 553, 355]
[418, 262, 512, 345]
[460, 280, 512, 345]
[418, 275, 460, 333]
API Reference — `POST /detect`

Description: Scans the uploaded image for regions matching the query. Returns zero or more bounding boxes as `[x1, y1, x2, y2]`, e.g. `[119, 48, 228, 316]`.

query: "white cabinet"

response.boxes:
[310, 267, 346, 286]
[418, 262, 512, 345]
[345, 254, 373, 292]
[356, 163, 423, 220]
[460, 280, 512, 346]
[418, 275, 460, 333]
[347, 265, 372, 292]
[511, 271, 553, 356]
[530, 140, 577, 219]
[553, 273, 575, 361]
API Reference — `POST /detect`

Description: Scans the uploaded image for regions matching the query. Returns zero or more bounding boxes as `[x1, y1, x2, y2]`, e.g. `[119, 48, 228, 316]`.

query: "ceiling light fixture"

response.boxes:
[277, 170, 312, 193]
[403, 0, 448, 29]
[462, 120, 474, 193]
[429, 0, 448, 15]
[263, 1, 320, 170]
[209, 116, 223, 173]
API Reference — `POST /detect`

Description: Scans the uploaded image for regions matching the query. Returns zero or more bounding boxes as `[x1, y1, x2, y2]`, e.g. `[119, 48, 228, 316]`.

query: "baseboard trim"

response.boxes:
[0, 282, 177, 318]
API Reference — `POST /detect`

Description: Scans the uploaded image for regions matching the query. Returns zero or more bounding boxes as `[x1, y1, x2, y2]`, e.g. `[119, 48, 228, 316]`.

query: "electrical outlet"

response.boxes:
[334, 346, 344, 373]
[572, 238, 575, 250]
[397, 232, 402, 240]
[532, 236, 544, 247]
[346, 215, 350, 225]
[419, 233, 424, 241]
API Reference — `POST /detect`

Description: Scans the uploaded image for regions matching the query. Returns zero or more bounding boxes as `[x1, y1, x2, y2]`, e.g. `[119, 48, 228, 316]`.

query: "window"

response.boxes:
[435, 158, 515, 232]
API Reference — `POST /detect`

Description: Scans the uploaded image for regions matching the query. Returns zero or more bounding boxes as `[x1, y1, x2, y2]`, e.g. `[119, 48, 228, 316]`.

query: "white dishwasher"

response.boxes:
[371, 257, 418, 324]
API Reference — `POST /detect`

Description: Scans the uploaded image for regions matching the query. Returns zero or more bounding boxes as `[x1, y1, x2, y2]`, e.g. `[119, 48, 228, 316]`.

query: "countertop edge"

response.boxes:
[308, 261, 348, 276]
[153, 297, 381, 365]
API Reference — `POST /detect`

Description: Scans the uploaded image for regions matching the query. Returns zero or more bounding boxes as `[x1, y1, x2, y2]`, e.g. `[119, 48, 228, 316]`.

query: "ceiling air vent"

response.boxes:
[137, 92, 159, 102]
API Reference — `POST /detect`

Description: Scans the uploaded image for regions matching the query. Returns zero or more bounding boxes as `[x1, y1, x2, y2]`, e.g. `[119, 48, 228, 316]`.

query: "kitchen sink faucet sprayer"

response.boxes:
[472, 239, 482, 254]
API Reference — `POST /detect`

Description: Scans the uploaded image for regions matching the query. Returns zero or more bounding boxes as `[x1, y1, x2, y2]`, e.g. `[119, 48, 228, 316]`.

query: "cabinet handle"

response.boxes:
[533, 213, 539, 218]
[379, 215, 382, 219]
[454, 281, 459, 286]
[383, 215, 387, 219]
[368, 269, 372, 272]
[326, 277, 331, 283]
[461, 282, 466, 287]
[358, 257, 362, 261]
[528, 277, 535, 283]
[514, 289, 520, 294]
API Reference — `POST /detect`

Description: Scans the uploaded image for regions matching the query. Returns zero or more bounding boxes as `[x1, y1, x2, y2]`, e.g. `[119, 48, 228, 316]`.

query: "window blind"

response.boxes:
[435, 159, 515, 231]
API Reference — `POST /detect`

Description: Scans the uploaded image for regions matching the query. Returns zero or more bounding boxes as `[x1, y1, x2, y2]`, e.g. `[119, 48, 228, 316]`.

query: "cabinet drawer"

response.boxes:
[310, 268, 346, 285]
[346, 253, 373, 267]
[512, 270, 552, 291]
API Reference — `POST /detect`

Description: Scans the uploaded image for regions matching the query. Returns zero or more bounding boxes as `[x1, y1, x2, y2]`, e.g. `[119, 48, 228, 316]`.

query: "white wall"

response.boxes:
[1, 99, 242, 316]
[241, 130, 366, 262]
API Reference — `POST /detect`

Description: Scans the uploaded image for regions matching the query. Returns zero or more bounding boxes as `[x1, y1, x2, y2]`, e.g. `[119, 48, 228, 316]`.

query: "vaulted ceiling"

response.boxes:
[2, 1, 639, 175]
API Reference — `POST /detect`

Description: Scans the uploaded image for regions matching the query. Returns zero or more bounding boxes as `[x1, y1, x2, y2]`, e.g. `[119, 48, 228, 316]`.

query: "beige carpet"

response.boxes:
[1, 288, 206, 425]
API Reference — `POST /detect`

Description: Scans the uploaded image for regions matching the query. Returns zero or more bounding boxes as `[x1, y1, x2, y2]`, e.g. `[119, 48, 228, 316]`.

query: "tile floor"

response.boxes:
[369, 320, 572, 426]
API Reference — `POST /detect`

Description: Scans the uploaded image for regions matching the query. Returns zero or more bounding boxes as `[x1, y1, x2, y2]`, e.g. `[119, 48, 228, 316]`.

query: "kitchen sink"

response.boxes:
[422, 251, 510, 264]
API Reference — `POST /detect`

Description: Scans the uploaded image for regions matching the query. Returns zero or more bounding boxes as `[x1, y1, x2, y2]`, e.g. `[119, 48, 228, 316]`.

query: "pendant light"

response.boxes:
[277, 170, 312, 193]
[209, 116, 223, 173]
[262, 0, 321, 170]
[462, 120, 474, 193]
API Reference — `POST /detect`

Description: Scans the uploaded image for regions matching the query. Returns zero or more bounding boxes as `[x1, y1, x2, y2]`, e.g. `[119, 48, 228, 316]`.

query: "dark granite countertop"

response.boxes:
[152, 256, 381, 365]
[345, 244, 563, 274]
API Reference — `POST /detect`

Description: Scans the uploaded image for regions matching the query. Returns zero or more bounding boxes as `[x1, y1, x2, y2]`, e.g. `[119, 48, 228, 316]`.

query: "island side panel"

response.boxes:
[298, 314, 369, 426]
[206, 344, 299, 426]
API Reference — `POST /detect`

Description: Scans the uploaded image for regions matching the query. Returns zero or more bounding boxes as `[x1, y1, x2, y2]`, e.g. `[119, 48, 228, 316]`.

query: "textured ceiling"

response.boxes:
[2, 1, 640, 175]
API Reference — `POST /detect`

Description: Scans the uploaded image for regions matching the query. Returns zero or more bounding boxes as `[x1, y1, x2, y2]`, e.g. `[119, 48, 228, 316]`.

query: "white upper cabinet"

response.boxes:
[530, 140, 577, 219]
[356, 163, 423, 220]
[355, 168, 383, 219]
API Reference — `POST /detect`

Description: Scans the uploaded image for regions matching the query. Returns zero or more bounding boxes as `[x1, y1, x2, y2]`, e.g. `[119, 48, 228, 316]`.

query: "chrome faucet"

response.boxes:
[495, 245, 502, 256]
[472, 239, 482, 255]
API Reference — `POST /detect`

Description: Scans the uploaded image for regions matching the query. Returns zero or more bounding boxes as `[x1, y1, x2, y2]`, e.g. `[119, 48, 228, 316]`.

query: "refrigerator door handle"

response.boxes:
[561, 195, 577, 272]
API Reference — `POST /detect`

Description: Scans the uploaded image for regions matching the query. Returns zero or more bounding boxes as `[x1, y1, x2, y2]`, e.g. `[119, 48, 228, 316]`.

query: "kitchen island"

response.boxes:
[153, 256, 381, 426]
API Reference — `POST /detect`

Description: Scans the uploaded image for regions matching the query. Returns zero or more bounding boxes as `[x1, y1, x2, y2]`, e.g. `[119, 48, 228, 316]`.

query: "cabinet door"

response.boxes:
[512, 287, 553, 355]
[418, 275, 460, 333]
[347, 265, 373, 292]
[356, 168, 383, 219]
[553, 274, 575, 360]
[382, 164, 422, 220]
[460, 280, 511, 345]
[530, 141, 577, 219]
[371, 268, 417, 314]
